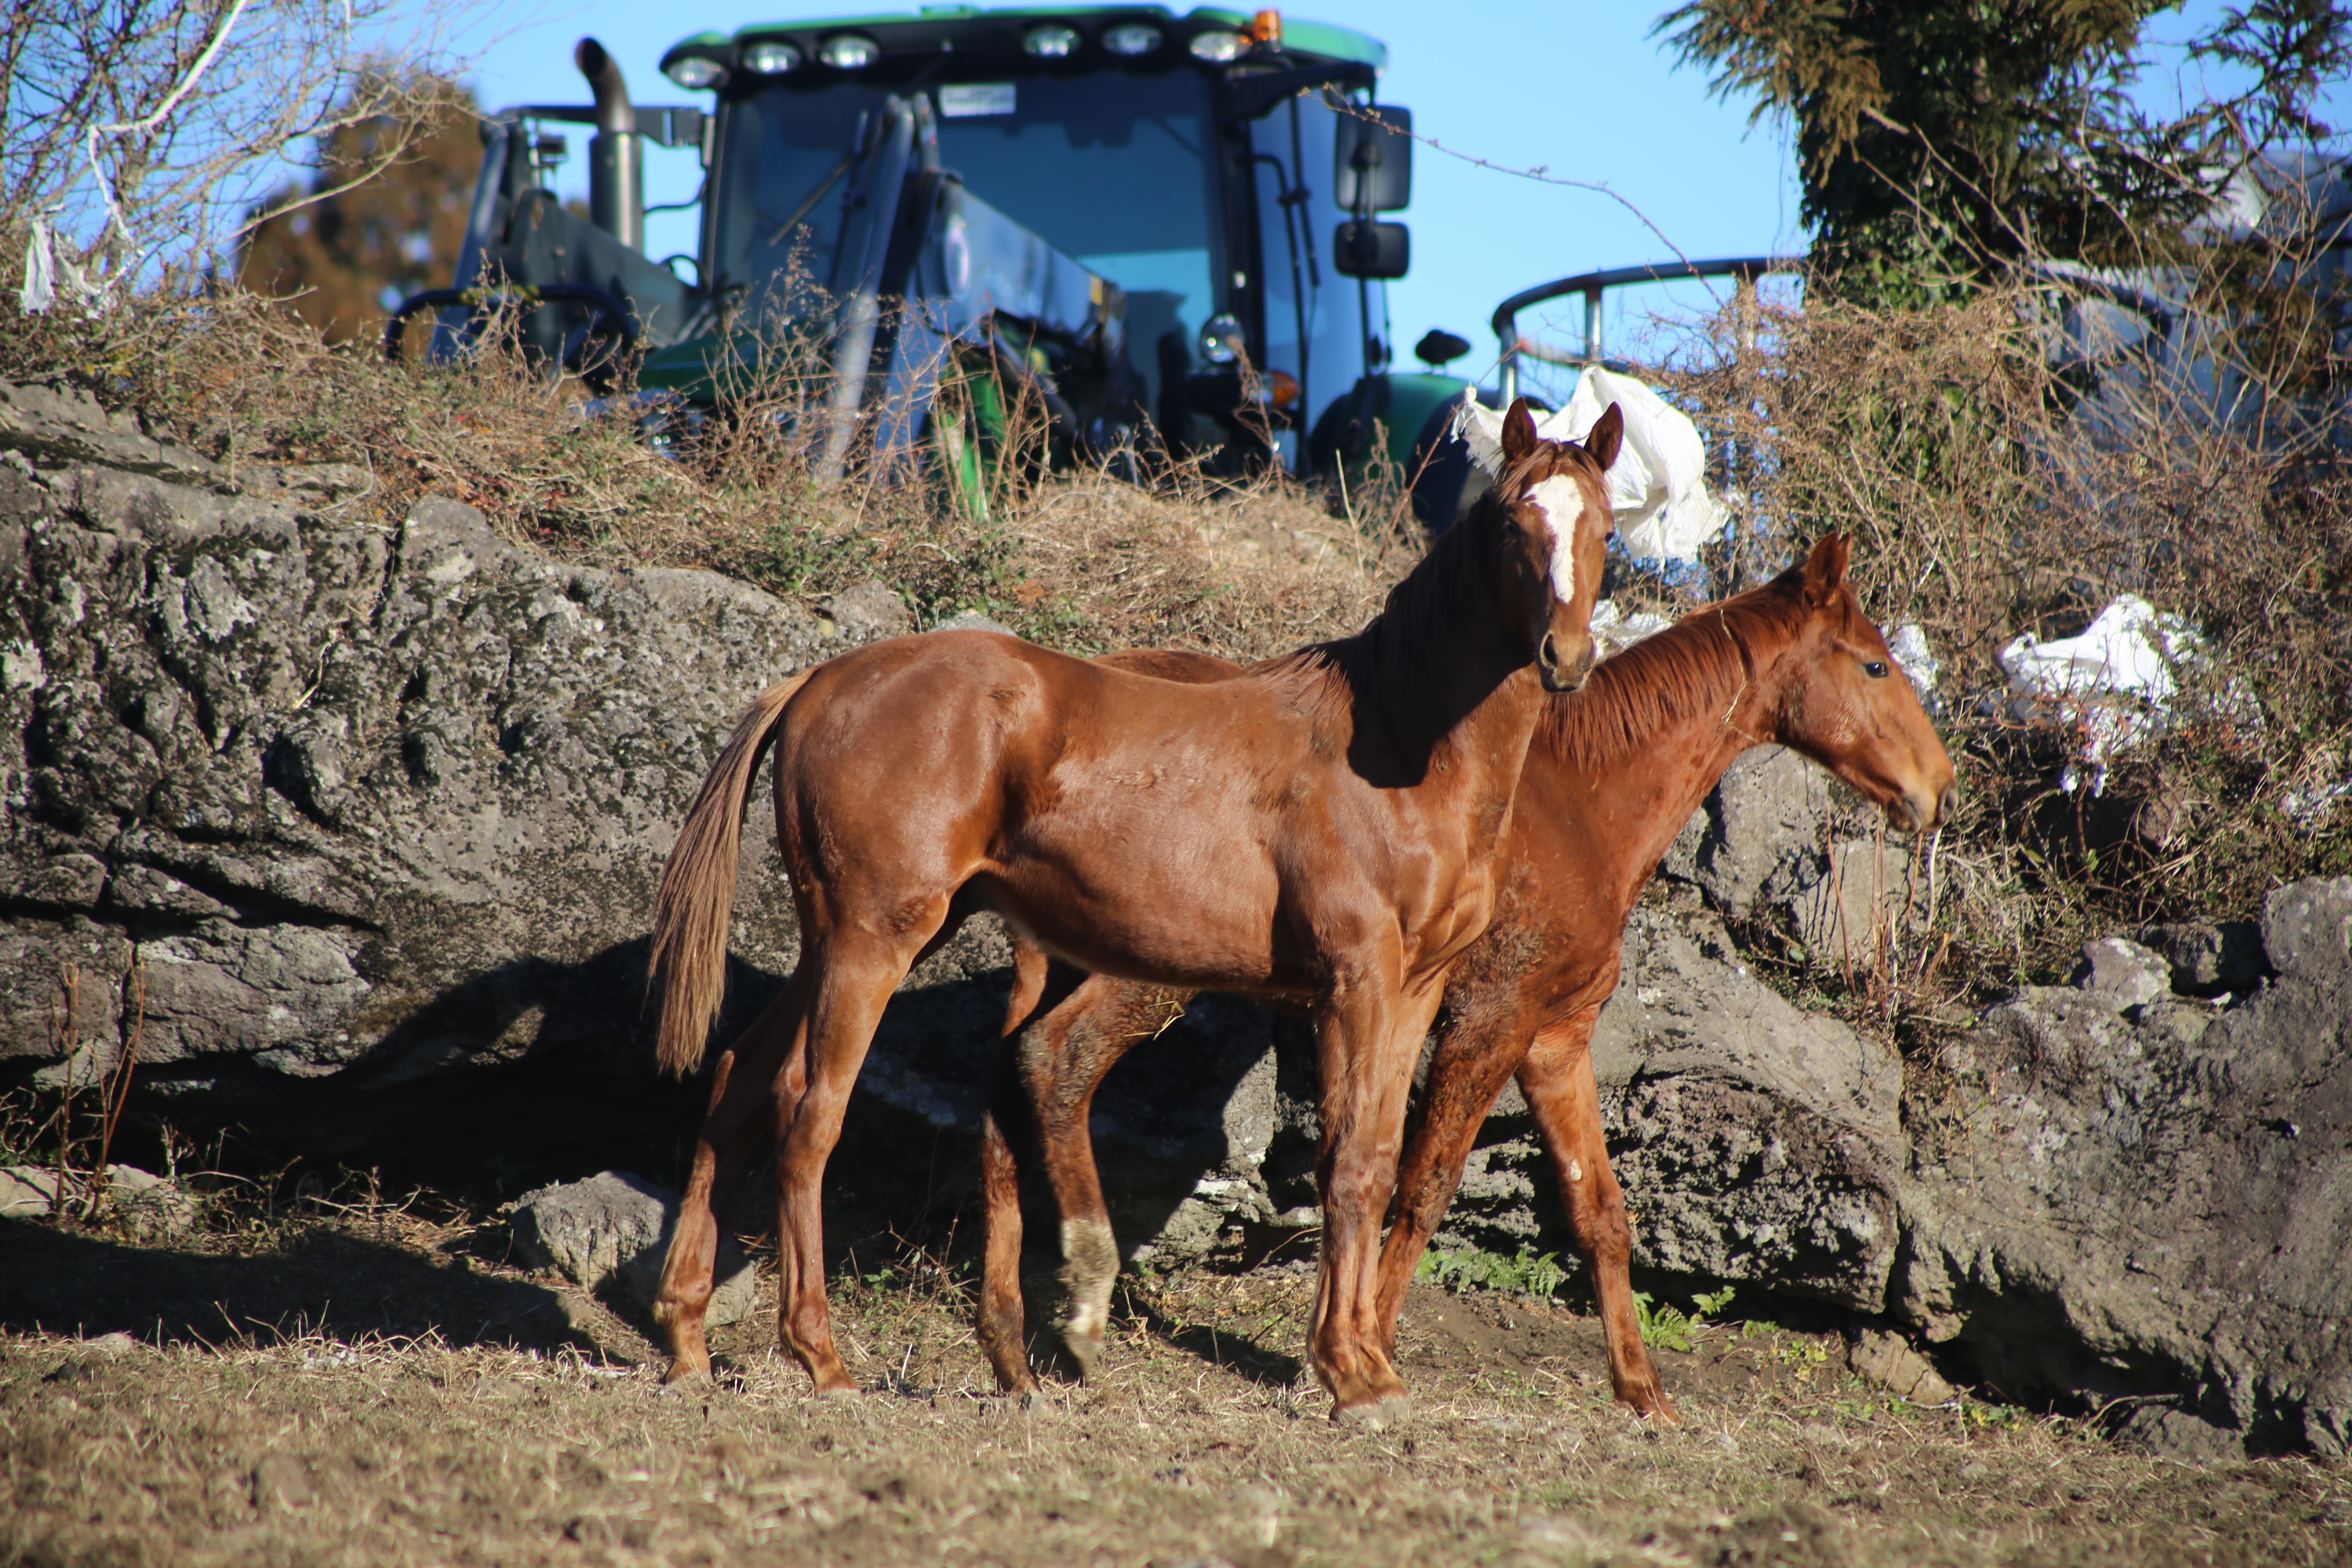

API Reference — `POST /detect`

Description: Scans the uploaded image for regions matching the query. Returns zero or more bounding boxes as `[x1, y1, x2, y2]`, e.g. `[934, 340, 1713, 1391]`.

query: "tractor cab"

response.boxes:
[394, 7, 1432, 482]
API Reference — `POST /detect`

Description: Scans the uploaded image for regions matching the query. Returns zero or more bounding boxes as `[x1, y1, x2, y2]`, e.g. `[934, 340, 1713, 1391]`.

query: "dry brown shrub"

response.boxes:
[1635, 269, 2351, 998]
[0, 273, 1406, 663]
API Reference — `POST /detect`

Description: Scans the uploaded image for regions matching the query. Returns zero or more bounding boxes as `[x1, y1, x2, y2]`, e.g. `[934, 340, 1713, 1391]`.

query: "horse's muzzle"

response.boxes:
[1891, 779, 1960, 833]
[1537, 633, 1595, 694]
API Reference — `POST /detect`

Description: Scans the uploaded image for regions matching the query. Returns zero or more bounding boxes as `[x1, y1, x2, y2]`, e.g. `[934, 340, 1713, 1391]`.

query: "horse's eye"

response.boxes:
[1862, 660, 1889, 679]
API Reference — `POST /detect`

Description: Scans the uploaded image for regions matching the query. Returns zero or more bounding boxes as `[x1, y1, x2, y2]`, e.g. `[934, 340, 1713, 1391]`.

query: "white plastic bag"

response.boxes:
[1450, 367, 1729, 561]
[1998, 595, 2208, 792]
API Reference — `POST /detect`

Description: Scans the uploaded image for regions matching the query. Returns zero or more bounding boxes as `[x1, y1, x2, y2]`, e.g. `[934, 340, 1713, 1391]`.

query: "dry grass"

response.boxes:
[4, 1206, 2348, 1567]
[0, 281, 1405, 664]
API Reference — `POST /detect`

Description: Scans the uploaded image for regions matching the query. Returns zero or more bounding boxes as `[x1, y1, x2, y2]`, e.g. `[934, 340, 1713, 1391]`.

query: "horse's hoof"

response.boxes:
[662, 1357, 711, 1386]
[1060, 1330, 1105, 1381]
[814, 1379, 862, 1400]
[1330, 1397, 1394, 1428]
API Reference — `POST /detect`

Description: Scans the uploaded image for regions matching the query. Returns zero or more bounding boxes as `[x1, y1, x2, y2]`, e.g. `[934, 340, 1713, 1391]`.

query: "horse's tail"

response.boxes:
[649, 670, 815, 1077]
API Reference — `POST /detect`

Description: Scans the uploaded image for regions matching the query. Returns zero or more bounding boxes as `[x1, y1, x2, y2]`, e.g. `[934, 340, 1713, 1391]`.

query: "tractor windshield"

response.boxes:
[711, 71, 1220, 408]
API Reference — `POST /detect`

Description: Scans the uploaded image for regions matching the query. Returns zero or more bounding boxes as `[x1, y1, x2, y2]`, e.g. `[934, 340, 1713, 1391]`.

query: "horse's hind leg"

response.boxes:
[773, 922, 938, 1395]
[1367, 1000, 1535, 1350]
[653, 972, 806, 1382]
[976, 943, 1053, 1393]
[1027, 976, 1182, 1378]
[1517, 1018, 1676, 1423]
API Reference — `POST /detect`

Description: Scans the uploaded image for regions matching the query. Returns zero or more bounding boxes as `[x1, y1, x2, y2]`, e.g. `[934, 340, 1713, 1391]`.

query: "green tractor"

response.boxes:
[390, 7, 1476, 510]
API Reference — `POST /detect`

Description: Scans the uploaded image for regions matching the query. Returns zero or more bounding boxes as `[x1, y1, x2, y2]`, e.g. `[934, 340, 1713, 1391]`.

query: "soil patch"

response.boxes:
[3, 1214, 2346, 1566]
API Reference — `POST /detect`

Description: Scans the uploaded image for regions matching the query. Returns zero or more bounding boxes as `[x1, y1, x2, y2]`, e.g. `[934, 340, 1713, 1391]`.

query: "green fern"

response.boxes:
[1414, 1244, 1569, 1299]
[1635, 1285, 1736, 1352]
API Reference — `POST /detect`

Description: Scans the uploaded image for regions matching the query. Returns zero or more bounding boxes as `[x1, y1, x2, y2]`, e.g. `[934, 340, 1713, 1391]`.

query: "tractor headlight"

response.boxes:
[1187, 29, 1244, 62]
[664, 55, 727, 90]
[1022, 24, 1080, 58]
[741, 39, 801, 75]
[819, 34, 879, 70]
[1199, 313, 1243, 366]
[1102, 22, 1162, 56]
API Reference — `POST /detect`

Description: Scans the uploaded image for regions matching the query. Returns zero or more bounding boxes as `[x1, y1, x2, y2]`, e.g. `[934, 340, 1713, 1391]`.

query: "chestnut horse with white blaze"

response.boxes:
[979, 535, 1958, 1419]
[646, 399, 1623, 1422]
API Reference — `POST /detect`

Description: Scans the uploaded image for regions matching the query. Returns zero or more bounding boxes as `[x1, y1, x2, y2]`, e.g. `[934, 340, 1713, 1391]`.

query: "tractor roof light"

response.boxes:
[1252, 10, 1283, 45]
[663, 54, 727, 90]
[1022, 23, 1080, 58]
[741, 39, 801, 75]
[1102, 22, 1161, 56]
[819, 34, 879, 70]
[1187, 29, 1243, 63]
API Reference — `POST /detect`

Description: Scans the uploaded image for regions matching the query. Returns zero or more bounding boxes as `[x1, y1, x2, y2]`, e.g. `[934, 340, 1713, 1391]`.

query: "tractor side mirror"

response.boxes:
[1333, 105, 1412, 214]
[1333, 219, 1409, 280]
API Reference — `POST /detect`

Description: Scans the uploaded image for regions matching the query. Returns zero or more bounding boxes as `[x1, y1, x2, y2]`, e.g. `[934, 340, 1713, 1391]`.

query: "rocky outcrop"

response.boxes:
[0, 376, 933, 1142]
[1897, 880, 2350, 1458]
[8, 377, 2346, 1456]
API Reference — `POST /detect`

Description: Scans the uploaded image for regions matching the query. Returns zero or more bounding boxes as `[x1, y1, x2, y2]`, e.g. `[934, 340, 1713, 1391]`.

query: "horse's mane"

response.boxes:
[1541, 565, 1830, 773]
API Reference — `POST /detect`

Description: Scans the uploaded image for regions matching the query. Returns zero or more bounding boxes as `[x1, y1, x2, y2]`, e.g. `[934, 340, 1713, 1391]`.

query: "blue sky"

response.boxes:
[448, 1, 2339, 375]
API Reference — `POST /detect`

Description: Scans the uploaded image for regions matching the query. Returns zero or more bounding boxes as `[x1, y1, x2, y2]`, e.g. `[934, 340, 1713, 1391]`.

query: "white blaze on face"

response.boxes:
[1526, 475, 1586, 607]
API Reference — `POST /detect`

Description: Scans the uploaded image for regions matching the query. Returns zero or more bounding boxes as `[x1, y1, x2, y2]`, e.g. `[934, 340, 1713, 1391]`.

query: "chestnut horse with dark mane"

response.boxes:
[646, 400, 1621, 1422]
[978, 535, 1957, 1419]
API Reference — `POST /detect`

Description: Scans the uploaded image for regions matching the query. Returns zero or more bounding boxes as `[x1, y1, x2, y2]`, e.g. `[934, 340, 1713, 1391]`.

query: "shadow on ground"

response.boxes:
[0, 1222, 601, 1355]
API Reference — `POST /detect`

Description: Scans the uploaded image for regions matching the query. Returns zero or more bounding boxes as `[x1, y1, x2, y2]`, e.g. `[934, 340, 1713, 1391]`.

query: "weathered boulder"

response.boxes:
[1658, 744, 1927, 957]
[510, 1169, 757, 1324]
[1896, 878, 2352, 1457]
[0, 379, 943, 1147]
[1435, 905, 1907, 1312]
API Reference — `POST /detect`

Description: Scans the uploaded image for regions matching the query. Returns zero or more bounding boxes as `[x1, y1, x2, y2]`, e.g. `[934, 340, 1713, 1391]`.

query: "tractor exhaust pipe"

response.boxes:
[575, 37, 644, 251]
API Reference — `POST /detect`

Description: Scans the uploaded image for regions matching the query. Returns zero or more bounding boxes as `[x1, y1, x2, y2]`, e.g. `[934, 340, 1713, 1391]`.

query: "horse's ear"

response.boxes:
[1802, 533, 1852, 605]
[1500, 397, 1539, 465]
[1582, 401, 1624, 473]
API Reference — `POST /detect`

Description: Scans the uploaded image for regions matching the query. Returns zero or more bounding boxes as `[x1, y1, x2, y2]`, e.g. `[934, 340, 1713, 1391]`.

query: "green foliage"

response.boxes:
[1414, 1244, 1569, 1299]
[1633, 1287, 1737, 1352]
[1656, 0, 2352, 301]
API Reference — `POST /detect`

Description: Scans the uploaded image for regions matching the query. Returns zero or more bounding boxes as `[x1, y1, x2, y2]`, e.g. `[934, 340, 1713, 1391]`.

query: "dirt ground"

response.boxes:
[2, 1209, 2348, 1568]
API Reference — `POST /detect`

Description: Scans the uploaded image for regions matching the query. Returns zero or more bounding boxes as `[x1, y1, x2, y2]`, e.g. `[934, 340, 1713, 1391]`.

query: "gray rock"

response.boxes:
[106, 1164, 198, 1239]
[825, 579, 913, 639]
[1896, 879, 2352, 1458]
[931, 609, 1016, 637]
[510, 1170, 757, 1325]
[2072, 936, 2172, 1012]
[0, 379, 227, 490]
[1846, 1327, 1956, 1403]
[0, 1165, 58, 1219]
[2132, 920, 2267, 997]
[0, 377, 933, 1147]
[1783, 837, 1924, 958]
[1661, 746, 1828, 919]
[2261, 876, 2352, 980]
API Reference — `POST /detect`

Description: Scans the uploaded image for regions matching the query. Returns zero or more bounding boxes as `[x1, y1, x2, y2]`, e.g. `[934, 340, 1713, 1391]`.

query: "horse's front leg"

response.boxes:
[1308, 956, 1442, 1425]
[653, 973, 806, 1381]
[1518, 1018, 1676, 1423]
